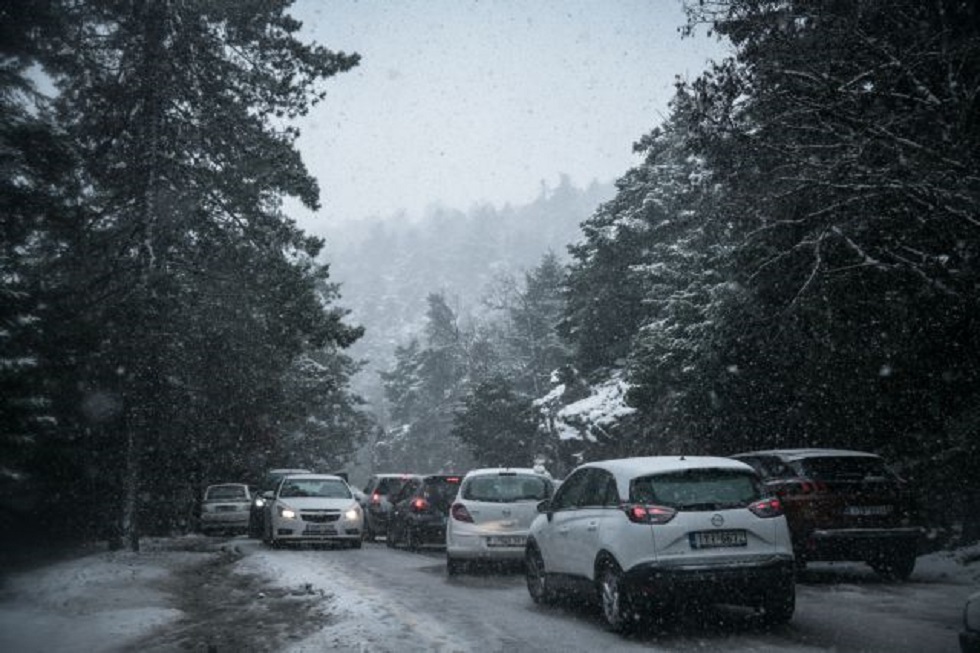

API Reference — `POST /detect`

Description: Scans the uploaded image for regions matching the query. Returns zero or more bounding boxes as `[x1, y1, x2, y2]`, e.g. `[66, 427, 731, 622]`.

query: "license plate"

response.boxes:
[304, 523, 335, 535]
[691, 530, 747, 549]
[844, 505, 892, 516]
[487, 535, 526, 548]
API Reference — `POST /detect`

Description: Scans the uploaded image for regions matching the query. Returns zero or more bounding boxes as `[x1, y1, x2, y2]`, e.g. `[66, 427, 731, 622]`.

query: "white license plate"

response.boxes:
[487, 535, 526, 548]
[304, 523, 335, 534]
[691, 530, 747, 549]
[844, 505, 892, 516]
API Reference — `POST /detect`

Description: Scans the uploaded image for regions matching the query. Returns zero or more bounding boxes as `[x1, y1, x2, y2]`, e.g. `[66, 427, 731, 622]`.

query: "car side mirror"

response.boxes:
[536, 499, 553, 521]
[262, 490, 274, 500]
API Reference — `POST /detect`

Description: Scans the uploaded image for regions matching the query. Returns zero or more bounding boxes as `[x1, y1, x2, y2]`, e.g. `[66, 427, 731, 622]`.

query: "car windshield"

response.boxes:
[205, 485, 247, 501]
[279, 479, 351, 499]
[462, 475, 550, 503]
[630, 469, 762, 510]
[795, 456, 896, 482]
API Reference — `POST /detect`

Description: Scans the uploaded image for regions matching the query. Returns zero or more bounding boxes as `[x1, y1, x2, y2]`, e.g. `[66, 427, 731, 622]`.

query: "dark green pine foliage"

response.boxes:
[21, 0, 363, 547]
[452, 377, 541, 468]
[380, 294, 475, 472]
[680, 1, 980, 457]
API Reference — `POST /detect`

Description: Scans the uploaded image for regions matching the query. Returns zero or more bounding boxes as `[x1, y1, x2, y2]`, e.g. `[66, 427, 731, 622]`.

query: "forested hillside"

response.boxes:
[344, 1, 980, 542]
[1, 1, 371, 550]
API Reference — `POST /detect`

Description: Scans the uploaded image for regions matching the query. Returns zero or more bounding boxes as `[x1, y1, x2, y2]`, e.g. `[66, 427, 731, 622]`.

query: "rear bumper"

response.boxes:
[801, 527, 921, 561]
[623, 555, 795, 602]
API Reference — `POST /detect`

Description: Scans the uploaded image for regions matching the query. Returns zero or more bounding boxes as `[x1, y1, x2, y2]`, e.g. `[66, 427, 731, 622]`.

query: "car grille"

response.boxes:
[302, 511, 341, 523]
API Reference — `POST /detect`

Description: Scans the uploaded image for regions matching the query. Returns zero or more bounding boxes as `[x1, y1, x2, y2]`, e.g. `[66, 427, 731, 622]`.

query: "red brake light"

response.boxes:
[623, 503, 676, 524]
[411, 497, 429, 512]
[450, 503, 473, 523]
[749, 497, 784, 518]
[371, 491, 381, 504]
[446, 477, 461, 483]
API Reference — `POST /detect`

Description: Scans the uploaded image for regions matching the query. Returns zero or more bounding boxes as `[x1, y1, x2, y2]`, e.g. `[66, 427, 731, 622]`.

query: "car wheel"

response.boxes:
[406, 526, 418, 552]
[760, 579, 795, 625]
[868, 549, 916, 581]
[597, 559, 633, 633]
[349, 538, 363, 550]
[447, 555, 464, 576]
[386, 525, 397, 548]
[525, 545, 555, 605]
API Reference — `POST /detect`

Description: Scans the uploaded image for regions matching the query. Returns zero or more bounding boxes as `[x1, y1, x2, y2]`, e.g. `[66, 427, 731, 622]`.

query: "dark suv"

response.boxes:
[362, 473, 420, 541]
[386, 474, 463, 550]
[730, 448, 921, 579]
[247, 468, 311, 538]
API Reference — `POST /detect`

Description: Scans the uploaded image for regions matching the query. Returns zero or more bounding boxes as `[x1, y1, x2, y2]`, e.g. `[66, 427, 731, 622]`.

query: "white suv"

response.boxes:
[525, 456, 796, 632]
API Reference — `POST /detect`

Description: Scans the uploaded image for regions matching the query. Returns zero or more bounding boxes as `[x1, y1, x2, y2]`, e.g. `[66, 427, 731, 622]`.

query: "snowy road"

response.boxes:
[233, 539, 973, 653]
[1, 535, 973, 653]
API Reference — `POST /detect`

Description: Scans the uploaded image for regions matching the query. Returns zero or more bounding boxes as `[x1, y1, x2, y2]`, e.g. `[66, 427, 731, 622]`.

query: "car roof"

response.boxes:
[463, 467, 549, 479]
[267, 468, 312, 474]
[280, 473, 347, 482]
[731, 448, 881, 461]
[206, 482, 248, 488]
[370, 473, 420, 479]
[581, 456, 754, 479]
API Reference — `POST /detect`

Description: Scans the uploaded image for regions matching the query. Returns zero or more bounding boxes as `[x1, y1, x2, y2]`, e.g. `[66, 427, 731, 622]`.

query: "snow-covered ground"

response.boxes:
[0, 535, 977, 652]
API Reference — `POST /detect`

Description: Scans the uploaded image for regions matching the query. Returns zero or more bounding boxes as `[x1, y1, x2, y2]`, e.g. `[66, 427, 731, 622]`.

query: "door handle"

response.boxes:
[558, 527, 570, 535]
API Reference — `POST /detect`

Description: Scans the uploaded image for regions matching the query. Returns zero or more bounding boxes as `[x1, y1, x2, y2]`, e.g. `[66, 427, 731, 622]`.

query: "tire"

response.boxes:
[447, 556, 464, 576]
[406, 526, 418, 552]
[597, 559, 633, 633]
[525, 546, 555, 605]
[869, 549, 916, 581]
[760, 580, 796, 625]
[349, 538, 363, 550]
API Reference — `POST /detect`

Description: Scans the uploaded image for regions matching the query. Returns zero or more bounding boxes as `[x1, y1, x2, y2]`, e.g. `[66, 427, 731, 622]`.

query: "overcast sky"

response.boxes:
[287, 0, 729, 234]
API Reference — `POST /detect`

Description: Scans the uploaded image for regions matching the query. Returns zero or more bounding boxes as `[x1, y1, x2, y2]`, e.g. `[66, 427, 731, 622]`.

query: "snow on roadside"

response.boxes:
[0, 537, 206, 653]
[0, 536, 977, 653]
[236, 549, 458, 652]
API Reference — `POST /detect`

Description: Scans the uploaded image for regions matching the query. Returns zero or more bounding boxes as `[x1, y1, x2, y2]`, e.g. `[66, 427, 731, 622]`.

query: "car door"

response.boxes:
[537, 468, 591, 575]
[564, 468, 620, 579]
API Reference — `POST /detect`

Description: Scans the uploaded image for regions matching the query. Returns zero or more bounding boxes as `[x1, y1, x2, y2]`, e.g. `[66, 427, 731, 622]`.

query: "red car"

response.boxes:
[730, 448, 921, 579]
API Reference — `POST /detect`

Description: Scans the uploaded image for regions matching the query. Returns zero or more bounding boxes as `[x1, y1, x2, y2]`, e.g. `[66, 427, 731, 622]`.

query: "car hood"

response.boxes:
[277, 497, 355, 510]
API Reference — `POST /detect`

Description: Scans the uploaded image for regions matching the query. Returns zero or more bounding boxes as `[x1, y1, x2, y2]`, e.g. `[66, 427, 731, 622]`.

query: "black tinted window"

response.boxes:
[630, 469, 762, 510]
[796, 456, 895, 481]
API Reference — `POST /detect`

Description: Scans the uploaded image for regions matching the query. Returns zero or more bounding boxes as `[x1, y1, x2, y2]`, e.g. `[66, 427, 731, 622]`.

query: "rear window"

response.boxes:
[422, 478, 462, 510]
[205, 485, 247, 501]
[630, 468, 762, 510]
[462, 474, 551, 502]
[794, 456, 896, 481]
[376, 477, 410, 495]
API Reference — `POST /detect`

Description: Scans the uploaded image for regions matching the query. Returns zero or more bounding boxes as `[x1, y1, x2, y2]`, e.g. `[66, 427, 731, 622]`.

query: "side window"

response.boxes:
[579, 469, 619, 508]
[550, 469, 591, 511]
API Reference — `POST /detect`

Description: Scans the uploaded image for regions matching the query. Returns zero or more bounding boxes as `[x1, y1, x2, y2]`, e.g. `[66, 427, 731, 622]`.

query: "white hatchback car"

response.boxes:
[445, 468, 554, 574]
[262, 473, 363, 548]
[525, 456, 796, 632]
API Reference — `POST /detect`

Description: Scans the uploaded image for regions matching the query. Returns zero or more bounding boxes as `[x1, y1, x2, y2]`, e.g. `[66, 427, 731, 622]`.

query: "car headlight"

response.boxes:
[254, 497, 266, 508]
[278, 506, 297, 520]
[345, 506, 361, 521]
[966, 591, 980, 632]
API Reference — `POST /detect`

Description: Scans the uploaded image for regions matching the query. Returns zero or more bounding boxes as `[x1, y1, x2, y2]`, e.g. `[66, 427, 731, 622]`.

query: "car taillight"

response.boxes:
[623, 503, 676, 524]
[371, 491, 381, 504]
[450, 503, 473, 523]
[748, 496, 784, 518]
[777, 478, 826, 496]
[411, 497, 430, 512]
